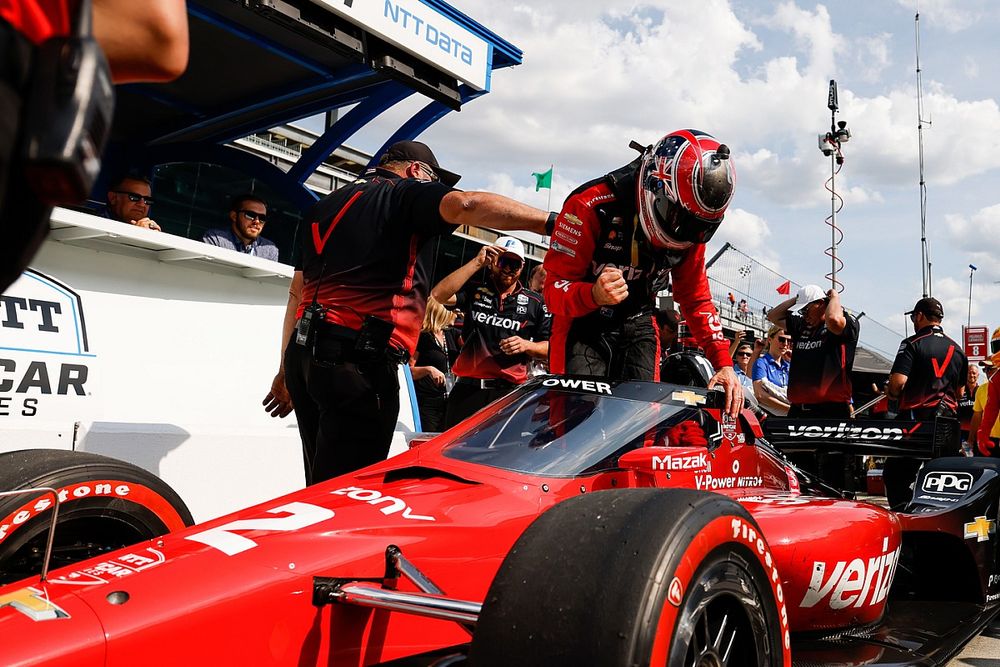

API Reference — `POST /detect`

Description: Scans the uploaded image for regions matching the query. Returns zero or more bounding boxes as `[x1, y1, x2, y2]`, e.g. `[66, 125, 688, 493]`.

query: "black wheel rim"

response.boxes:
[672, 558, 774, 667]
[0, 501, 167, 585]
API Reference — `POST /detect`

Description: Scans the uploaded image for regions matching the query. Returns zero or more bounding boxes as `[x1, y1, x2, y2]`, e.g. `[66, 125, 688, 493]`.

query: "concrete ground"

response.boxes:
[949, 614, 1000, 666]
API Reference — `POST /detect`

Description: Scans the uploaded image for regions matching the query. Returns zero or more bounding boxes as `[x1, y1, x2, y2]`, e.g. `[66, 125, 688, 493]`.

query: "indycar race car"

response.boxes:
[0, 376, 998, 666]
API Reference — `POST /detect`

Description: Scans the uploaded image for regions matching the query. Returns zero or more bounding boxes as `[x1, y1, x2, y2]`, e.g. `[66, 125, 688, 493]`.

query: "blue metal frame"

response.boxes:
[288, 80, 417, 185]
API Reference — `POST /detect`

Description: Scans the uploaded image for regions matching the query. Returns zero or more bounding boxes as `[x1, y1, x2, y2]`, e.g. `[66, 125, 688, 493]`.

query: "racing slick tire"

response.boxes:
[471, 488, 789, 667]
[0, 449, 193, 584]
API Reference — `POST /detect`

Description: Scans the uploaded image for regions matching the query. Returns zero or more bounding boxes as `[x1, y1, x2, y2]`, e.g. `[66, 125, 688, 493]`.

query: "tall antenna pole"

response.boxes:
[915, 11, 932, 297]
[818, 80, 850, 293]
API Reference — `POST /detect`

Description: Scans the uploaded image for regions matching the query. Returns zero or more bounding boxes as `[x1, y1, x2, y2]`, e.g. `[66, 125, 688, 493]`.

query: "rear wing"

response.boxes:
[761, 415, 960, 458]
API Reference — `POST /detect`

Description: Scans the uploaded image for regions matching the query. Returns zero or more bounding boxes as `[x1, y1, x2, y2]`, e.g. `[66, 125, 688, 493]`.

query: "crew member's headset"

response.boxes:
[20, 0, 114, 205]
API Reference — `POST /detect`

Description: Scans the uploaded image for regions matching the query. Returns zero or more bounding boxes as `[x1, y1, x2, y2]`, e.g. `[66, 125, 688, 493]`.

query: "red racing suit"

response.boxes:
[543, 167, 729, 379]
[978, 379, 1000, 455]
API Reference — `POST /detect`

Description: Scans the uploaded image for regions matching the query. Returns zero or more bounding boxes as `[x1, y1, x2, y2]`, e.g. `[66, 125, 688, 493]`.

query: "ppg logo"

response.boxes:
[921, 471, 973, 495]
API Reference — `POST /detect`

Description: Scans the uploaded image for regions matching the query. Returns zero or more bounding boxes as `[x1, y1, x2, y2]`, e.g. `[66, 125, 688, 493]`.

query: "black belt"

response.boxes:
[456, 377, 515, 390]
[312, 325, 408, 366]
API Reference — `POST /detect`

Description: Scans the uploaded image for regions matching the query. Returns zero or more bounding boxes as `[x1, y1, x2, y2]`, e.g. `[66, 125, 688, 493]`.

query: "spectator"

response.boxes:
[263, 140, 549, 485]
[976, 327, 1000, 457]
[1, 0, 189, 293]
[738, 298, 749, 321]
[768, 284, 860, 488]
[542, 129, 743, 417]
[884, 297, 968, 507]
[732, 341, 755, 393]
[727, 292, 736, 315]
[202, 194, 279, 260]
[969, 359, 999, 456]
[106, 173, 161, 231]
[410, 297, 459, 432]
[433, 237, 551, 428]
[752, 324, 791, 416]
[528, 264, 546, 292]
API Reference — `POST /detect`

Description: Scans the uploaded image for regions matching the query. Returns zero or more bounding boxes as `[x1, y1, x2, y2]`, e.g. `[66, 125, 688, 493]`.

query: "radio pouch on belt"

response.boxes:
[20, 0, 114, 205]
[355, 315, 394, 360]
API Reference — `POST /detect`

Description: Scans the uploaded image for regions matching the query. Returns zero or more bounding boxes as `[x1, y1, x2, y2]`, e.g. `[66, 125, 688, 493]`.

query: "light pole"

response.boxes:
[968, 263, 977, 328]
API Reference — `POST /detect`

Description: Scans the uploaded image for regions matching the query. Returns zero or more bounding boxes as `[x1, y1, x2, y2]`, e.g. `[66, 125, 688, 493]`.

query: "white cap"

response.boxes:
[494, 236, 525, 260]
[795, 284, 827, 310]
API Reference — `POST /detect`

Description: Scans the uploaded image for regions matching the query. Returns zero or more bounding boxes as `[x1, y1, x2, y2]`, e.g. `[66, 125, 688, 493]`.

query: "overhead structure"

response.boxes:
[106, 0, 522, 209]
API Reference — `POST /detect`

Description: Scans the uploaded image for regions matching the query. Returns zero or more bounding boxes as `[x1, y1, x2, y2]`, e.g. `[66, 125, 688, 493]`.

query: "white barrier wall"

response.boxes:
[0, 209, 419, 521]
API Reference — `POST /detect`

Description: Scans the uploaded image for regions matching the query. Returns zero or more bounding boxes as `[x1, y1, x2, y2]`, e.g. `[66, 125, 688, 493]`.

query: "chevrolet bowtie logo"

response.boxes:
[964, 516, 996, 543]
[0, 587, 69, 621]
[672, 390, 707, 407]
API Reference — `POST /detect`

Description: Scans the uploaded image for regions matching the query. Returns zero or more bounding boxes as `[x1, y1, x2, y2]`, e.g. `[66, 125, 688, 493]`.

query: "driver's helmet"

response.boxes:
[637, 129, 735, 250]
[989, 326, 1000, 366]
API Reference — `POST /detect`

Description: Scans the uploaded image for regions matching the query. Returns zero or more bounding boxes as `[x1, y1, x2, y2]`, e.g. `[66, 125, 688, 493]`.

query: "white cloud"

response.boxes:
[894, 0, 982, 33]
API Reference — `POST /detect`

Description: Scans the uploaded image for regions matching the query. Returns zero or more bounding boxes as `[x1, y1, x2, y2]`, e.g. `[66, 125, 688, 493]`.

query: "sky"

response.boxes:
[344, 0, 1000, 354]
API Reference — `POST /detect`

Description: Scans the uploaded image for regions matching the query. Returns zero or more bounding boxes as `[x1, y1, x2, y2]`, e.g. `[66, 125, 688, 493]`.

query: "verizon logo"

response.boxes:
[800, 538, 899, 610]
[785, 423, 915, 441]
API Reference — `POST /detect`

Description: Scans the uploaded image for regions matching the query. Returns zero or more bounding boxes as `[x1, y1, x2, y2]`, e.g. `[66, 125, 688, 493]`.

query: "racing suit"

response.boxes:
[978, 379, 1000, 456]
[543, 163, 729, 381]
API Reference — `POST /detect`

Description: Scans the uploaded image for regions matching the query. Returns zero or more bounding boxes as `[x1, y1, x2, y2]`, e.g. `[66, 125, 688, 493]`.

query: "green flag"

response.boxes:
[532, 167, 553, 191]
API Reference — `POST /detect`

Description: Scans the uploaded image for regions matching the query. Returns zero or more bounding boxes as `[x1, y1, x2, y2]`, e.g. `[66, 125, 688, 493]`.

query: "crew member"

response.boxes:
[768, 284, 860, 488]
[976, 327, 1000, 457]
[1, 0, 189, 293]
[543, 129, 743, 417]
[432, 237, 550, 428]
[884, 297, 968, 507]
[263, 140, 550, 485]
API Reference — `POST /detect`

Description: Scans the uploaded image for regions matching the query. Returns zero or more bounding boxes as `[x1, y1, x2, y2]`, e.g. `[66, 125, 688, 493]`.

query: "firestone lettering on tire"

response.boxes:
[730, 517, 790, 650]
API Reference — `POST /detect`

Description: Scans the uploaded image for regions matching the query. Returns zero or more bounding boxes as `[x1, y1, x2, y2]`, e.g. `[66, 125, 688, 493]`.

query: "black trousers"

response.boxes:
[284, 338, 399, 486]
[0, 20, 52, 293]
[444, 379, 516, 429]
[566, 315, 658, 381]
[787, 402, 853, 490]
[416, 391, 446, 433]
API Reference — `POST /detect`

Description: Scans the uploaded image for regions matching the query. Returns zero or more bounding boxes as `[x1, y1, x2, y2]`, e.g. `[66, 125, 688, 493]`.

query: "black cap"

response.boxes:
[905, 296, 944, 319]
[381, 140, 461, 187]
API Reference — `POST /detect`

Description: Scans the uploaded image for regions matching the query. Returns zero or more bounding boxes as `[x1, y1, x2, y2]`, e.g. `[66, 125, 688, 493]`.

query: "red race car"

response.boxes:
[0, 376, 998, 666]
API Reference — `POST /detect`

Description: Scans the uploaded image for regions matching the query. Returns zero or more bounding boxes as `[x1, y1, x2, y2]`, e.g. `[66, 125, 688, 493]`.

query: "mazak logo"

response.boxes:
[652, 451, 708, 472]
[472, 310, 521, 331]
[921, 471, 973, 495]
[800, 537, 899, 610]
[785, 423, 915, 441]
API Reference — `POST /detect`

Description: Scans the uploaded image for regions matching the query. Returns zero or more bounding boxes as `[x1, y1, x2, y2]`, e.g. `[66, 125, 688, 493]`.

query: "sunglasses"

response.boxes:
[240, 210, 267, 224]
[497, 256, 523, 272]
[735, 351, 752, 357]
[413, 161, 440, 183]
[775, 335, 792, 344]
[114, 190, 154, 205]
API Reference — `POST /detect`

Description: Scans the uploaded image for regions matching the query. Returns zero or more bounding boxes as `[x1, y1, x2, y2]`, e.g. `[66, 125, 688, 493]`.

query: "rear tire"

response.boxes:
[471, 489, 788, 667]
[0, 450, 193, 584]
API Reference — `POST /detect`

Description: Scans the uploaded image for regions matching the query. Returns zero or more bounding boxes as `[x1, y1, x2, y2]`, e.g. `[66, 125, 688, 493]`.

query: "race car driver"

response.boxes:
[543, 129, 743, 417]
[432, 237, 550, 428]
[977, 327, 1000, 456]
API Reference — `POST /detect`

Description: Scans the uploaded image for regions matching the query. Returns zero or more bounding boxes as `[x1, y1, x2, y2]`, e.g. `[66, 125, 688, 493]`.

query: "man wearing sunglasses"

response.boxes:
[432, 236, 551, 428]
[105, 173, 161, 231]
[264, 140, 551, 485]
[542, 129, 744, 418]
[202, 194, 279, 261]
[883, 297, 968, 507]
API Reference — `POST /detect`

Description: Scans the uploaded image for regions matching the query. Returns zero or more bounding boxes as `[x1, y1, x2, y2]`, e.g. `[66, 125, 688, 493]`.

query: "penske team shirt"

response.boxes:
[785, 309, 859, 405]
[296, 169, 455, 355]
[891, 325, 968, 412]
[452, 280, 550, 384]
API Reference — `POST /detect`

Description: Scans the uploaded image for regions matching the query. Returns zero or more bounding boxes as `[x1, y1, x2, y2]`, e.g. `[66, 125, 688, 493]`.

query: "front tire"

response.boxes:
[471, 489, 789, 667]
[0, 450, 193, 584]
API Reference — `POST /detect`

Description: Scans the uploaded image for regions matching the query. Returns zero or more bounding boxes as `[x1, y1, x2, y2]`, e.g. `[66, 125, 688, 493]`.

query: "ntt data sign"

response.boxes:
[0, 270, 94, 419]
[311, 0, 492, 91]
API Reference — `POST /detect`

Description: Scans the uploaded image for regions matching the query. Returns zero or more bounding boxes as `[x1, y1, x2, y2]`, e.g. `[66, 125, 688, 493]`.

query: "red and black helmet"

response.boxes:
[637, 129, 736, 250]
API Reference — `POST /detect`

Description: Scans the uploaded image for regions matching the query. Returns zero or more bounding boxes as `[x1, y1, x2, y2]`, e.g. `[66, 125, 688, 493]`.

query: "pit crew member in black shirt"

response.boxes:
[543, 129, 743, 417]
[263, 141, 550, 485]
[432, 236, 550, 428]
[768, 283, 860, 489]
[883, 296, 968, 507]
